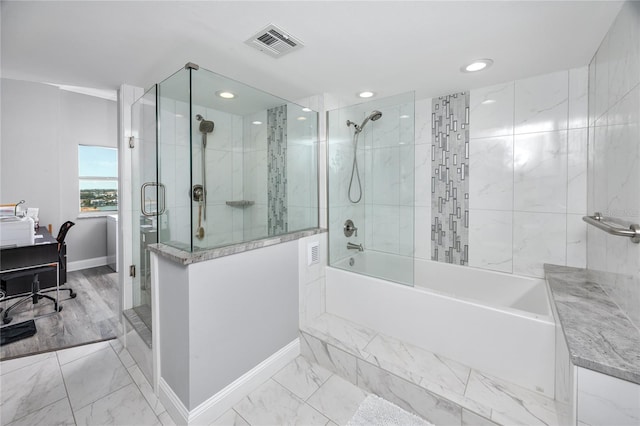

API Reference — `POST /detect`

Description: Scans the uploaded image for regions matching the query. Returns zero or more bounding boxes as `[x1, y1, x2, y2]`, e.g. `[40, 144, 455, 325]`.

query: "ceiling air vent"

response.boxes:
[246, 24, 303, 58]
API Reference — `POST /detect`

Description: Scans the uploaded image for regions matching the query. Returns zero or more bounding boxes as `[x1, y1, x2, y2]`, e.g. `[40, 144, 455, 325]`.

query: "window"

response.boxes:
[78, 145, 118, 213]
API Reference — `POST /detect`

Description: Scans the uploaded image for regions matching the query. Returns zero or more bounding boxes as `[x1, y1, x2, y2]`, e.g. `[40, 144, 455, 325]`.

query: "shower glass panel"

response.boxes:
[130, 85, 158, 339]
[148, 64, 318, 252]
[157, 69, 191, 251]
[327, 92, 415, 286]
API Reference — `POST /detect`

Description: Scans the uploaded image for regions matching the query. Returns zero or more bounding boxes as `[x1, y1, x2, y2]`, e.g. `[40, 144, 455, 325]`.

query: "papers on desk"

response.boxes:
[34, 235, 43, 239]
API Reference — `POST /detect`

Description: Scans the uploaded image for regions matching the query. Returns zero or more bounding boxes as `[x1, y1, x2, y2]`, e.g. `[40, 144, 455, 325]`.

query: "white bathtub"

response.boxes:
[327, 252, 556, 397]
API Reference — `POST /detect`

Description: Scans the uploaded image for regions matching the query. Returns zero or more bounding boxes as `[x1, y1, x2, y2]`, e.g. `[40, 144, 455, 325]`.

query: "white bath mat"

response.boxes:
[346, 394, 434, 426]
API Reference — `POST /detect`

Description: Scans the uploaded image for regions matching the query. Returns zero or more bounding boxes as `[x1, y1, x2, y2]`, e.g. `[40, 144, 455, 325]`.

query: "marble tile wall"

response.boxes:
[327, 103, 364, 264]
[414, 67, 588, 278]
[286, 103, 319, 233]
[327, 70, 588, 278]
[587, 1, 640, 292]
[189, 104, 244, 249]
[243, 111, 269, 241]
[158, 98, 191, 249]
[157, 97, 318, 251]
[327, 93, 414, 267]
[461, 68, 587, 277]
[298, 233, 328, 327]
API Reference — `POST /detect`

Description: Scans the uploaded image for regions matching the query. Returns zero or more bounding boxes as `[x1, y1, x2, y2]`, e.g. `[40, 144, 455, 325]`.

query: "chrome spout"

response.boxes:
[347, 242, 364, 252]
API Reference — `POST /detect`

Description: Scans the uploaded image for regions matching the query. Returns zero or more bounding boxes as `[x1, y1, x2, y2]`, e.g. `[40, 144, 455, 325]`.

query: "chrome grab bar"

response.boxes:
[583, 212, 640, 244]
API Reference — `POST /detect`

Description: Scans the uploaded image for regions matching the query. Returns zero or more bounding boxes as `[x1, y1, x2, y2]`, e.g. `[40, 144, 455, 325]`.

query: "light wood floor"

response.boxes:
[0, 266, 119, 360]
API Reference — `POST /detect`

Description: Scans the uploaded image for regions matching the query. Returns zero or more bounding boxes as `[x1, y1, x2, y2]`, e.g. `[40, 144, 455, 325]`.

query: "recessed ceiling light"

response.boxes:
[216, 91, 236, 99]
[481, 99, 496, 105]
[400, 114, 410, 119]
[461, 59, 494, 73]
[358, 91, 375, 98]
[301, 107, 312, 112]
[175, 113, 184, 118]
[252, 121, 262, 125]
[297, 116, 307, 121]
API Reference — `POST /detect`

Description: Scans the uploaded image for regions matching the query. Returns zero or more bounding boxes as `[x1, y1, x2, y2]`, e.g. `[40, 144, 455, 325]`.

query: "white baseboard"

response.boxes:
[67, 256, 108, 272]
[159, 338, 300, 426]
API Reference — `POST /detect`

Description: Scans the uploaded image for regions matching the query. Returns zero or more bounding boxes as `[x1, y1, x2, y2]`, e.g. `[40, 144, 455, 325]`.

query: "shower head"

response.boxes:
[369, 110, 383, 121]
[359, 110, 382, 131]
[347, 110, 382, 134]
[196, 114, 214, 133]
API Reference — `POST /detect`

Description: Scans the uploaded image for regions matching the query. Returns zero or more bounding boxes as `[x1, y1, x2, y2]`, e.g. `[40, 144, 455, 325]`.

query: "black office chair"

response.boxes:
[40, 221, 76, 300]
[0, 221, 76, 325]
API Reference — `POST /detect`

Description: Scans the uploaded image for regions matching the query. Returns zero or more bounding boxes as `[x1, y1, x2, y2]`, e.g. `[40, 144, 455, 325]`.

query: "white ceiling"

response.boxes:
[1, 1, 623, 104]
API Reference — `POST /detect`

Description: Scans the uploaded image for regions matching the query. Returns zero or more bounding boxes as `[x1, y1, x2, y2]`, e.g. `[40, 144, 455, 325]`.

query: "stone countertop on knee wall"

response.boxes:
[148, 228, 326, 265]
[544, 264, 640, 384]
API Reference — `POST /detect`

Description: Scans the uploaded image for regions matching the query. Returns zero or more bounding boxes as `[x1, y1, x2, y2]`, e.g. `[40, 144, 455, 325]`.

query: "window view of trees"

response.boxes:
[80, 188, 118, 211]
[78, 145, 118, 212]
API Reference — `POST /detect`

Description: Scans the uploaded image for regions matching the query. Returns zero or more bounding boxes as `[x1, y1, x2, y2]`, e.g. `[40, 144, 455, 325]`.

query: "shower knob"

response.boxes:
[344, 219, 358, 237]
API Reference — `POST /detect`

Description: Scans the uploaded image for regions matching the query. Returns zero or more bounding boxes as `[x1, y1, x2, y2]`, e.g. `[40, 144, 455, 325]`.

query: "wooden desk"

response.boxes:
[1, 228, 66, 296]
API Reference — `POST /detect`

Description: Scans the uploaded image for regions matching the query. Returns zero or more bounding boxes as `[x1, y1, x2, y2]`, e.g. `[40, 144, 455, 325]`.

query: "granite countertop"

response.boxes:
[148, 228, 326, 265]
[544, 264, 640, 384]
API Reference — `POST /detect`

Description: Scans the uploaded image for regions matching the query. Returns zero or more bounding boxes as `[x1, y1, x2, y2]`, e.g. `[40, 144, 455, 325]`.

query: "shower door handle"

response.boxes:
[141, 182, 166, 217]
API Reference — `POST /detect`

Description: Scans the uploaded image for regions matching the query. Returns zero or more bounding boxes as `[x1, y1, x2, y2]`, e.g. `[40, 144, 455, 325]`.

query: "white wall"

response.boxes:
[586, 1, 640, 320]
[1, 78, 117, 263]
[156, 239, 299, 412]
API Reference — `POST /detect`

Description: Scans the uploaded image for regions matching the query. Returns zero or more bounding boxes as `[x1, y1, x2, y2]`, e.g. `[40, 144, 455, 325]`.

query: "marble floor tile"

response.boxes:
[128, 364, 166, 416]
[158, 411, 177, 426]
[5, 397, 74, 426]
[74, 383, 161, 426]
[0, 351, 57, 376]
[306, 374, 369, 425]
[273, 356, 333, 401]
[56, 340, 111, 366]
[61, 346, 133, 410]
[234, 379, 330, 426]
[465, 370, 559, 425]
[0, 355, 67, 424]
[110, 338, 137, 368]
[210, 409, 250, 426]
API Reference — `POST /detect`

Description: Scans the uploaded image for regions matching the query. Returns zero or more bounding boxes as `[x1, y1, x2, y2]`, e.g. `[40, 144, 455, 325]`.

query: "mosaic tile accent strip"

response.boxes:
[431, 93, 469, 265]
[267, 105, 288, 235]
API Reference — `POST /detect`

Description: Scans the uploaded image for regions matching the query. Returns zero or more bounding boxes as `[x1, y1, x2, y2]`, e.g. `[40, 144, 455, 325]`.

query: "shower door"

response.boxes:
[129, 86, 159, 341]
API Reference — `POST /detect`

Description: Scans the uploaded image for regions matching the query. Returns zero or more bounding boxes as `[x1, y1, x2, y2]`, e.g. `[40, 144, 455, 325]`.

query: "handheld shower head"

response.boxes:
[346, 110, 383, 134]
[358, 110, 382, 132]
[196, 115, 214, 133]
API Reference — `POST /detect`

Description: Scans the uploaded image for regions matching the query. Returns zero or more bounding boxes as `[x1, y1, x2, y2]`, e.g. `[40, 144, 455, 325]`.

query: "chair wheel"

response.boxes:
[3, 316, 12, 324]
[57, 305, 63, 312]
[70, 292, 77, 299]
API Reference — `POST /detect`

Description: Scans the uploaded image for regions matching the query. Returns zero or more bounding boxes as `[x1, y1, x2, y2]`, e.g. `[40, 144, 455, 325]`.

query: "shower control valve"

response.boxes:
[343, 219, 358, 237]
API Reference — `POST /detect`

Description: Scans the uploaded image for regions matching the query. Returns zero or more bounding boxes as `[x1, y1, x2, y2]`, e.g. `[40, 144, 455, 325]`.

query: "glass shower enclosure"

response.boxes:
[128, 64, 319, 346]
